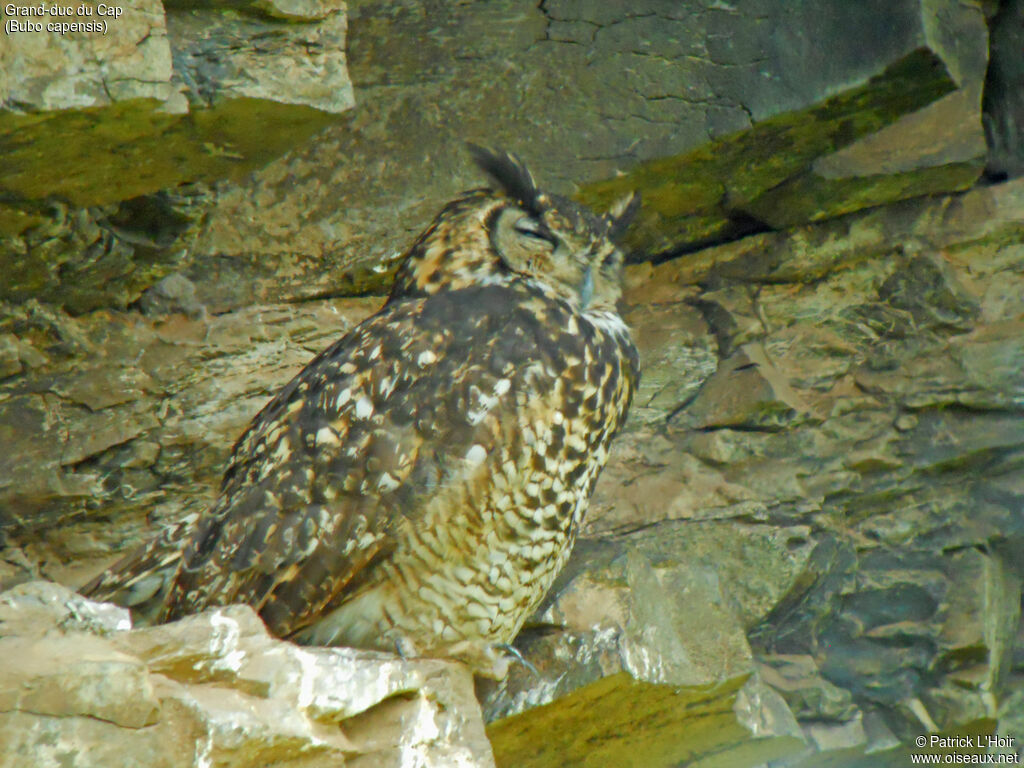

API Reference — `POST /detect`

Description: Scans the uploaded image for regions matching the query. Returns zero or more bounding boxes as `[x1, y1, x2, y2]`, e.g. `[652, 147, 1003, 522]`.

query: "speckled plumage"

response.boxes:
[82, 147, 640, 677]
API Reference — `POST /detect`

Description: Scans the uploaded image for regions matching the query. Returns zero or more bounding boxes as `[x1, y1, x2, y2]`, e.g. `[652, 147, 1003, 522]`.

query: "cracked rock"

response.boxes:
[0, 581, 495, 768]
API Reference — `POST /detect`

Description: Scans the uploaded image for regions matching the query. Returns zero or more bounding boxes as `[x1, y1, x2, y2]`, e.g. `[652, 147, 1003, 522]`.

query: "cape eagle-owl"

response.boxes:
[83, 146, 640, 677]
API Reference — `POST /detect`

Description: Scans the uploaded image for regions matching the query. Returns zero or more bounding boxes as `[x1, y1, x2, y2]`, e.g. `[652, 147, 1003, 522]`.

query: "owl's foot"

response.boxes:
[453, 642, 540, 680]
[393, 636, 420, 660]
[389, 637, 539, 680]
[494, 642, 540, 678]
[439, 640, 507, 679]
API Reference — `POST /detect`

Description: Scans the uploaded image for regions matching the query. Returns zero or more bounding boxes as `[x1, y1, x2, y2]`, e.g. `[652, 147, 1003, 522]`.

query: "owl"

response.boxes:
[82, 146, 640, 677]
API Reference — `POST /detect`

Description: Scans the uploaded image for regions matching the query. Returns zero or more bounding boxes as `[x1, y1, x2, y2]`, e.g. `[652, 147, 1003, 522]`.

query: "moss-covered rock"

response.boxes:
[577, 49, 967, 256]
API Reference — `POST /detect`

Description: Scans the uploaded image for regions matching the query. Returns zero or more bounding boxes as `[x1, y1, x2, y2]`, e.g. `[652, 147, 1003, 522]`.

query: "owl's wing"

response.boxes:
[159, 283, 577, 637]
[79, 515, 195, 623]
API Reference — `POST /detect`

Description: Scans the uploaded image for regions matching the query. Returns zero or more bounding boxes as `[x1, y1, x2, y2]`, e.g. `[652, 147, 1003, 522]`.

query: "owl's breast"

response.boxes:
[291, 285, 638, 675]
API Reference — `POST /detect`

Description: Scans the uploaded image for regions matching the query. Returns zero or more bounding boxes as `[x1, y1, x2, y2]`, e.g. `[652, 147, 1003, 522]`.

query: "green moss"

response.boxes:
[0, 203, 48, 236]
[577, 48, 960, 256]
[745, 161, 984, 228]
[487, 673, 805, 768]
[163, 0, 334, 21]
[0, 98, 341, 208]
[0, 97, 344, 312]
[944, 224, 1024, 257]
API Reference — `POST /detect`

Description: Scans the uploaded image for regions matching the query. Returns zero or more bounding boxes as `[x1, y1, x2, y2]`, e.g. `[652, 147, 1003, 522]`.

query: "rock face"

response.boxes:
[0, 581, 495, 768]
[2, 2, 1023, 767]
[985, 0, 1024, 179]
[481, 176, 1024, 766]
[102, 0, 987, 312]
[0, 0, 352, 210]
[3, 178, 1020, 766]
[0, 295, 379, 578]
[0, 0, 353, 311]
[0, 0, 997, 313]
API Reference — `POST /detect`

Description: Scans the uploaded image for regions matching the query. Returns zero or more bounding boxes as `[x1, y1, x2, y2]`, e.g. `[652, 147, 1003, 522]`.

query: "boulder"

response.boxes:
[0, 581, 495, 768]
[0, 1, 352, 213]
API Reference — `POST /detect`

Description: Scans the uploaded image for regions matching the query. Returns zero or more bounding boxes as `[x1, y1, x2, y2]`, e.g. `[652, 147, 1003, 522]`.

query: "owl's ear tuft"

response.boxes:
[604, 191, 640, 240]
[467, 143, 542, 215]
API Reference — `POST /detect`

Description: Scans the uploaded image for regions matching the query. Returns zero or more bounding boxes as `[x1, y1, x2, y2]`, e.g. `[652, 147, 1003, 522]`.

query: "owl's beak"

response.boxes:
[578, 265, 595, 309]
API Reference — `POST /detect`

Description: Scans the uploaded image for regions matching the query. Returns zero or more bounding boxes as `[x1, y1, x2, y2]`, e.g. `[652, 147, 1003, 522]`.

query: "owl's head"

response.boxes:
[390, 146, 638, 312]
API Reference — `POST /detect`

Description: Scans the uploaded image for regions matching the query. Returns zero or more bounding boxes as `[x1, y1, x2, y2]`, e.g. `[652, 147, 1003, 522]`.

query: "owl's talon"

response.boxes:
[393, 637, 419, 660]
[494, 642, 540, 679]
